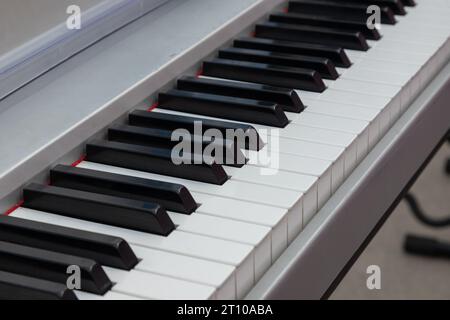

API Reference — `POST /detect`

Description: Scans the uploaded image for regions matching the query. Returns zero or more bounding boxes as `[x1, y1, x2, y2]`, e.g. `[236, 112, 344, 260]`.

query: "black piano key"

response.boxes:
[234, 37, 351, 68]
[0, 271, 78, 300]
[0, 214, 138, 270]
[178, 76, 304, 113]
[0, 241, 112, 295]
[288, 0, 397, 25]
[203, 58, 326, 92]
[86, 140, 229, 185]
[269, 12, 381, 40]
[108, 125, 246, 168]
[218, 47, 339, 80]
[159, 89, 289, 128]
[23, 183, 175, 236]
[399, 0, 415, 6]
[255, 22, 369, 51]
[129, 110, 264, 151]
[51, 164, 199, 213]
[335, 0, 406, 15]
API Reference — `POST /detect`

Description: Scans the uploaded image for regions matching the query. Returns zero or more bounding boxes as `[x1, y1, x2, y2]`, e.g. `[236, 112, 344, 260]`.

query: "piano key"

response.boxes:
[168, 213, 271, 280]
[302, 99, 380, 123]
[79, 161, 303, 215]
[400, 0, 415, 6]
[286, 112, 369, 162]
[152, 106, 348, 175]
[335, 0, 407, 15]
[287, 111, 369, 138]
[318, 88, 392, 110]
[263, 136, 346, 195]
[77, 162, 308, 243]
[152, 108, 346, 200]
[154, 105, 354, 167]
[129, 110, 264, 151]
[341, 66, 412, 87]
[50, 165, 198, 214]
[380, 27, 447, 46]
[194, 193, 287, 229]
[104, 268, 216, 300]
[234, 37, 351, 68]
[0, 241, 112, 295]
[378, 40, 441, 58]
[269, 13, 382, 40]
[217, 47, 339, 80]
[13, 208, 255, 298]
[243, 151, 332, 222]
[288, 0, 397, 25]
[202, 58, 326, 92]
[0, 215, 138, 270]
[131, 246, 236, 299]
[192, 194, 289, 259]
[178, 76, 304, 113]
[255, 22, 370, 51]
[298, 99, 386, 150]
[86, 140, 228, 185]
[22, 183, 175, 236]
[108, 124, 246, 168]
[158, 89, 289, 128]
[74, 243, 236, 299]
[76, 291, 140, 300]
[0, 271, 78, 300]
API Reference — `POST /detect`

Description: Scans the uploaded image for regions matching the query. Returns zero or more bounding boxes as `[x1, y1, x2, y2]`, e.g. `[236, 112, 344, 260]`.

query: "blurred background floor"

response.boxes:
[330, 142, 450, 300]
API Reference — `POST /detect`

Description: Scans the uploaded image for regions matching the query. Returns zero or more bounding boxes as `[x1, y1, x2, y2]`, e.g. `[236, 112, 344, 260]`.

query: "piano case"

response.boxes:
[0, 0, 169, 101]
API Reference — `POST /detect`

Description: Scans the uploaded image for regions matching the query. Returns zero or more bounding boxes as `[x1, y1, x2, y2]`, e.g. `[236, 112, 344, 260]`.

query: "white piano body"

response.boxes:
[0, 0, 449, 299]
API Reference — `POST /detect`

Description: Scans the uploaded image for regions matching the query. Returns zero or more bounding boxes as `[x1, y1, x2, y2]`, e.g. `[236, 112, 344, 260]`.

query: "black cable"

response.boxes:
[404, 193, 450, 228]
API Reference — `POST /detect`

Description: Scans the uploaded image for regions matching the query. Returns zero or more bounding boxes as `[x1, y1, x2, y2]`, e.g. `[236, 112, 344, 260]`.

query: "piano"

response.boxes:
[0, 0, 449, 300]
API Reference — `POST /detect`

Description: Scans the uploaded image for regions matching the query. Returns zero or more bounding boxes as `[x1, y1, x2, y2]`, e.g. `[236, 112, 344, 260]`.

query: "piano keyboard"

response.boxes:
[2, 0, 450, 300]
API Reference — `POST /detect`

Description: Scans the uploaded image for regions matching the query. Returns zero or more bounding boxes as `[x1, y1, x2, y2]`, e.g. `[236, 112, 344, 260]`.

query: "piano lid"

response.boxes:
[0, 0, 170, 101]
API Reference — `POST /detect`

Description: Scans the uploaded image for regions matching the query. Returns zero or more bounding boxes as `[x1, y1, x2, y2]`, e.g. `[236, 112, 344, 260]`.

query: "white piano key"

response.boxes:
[287, 112, 368, 135]
[328, 78, 402, 98]
[245, 150, 331, 222]
[363, 48, 430, 65]
[280, 123, 356, 148]
[285, 112, 369, 163]
[131, 245, 236, 299]
[12, 208, 255, 298]
[225, 165, 318, 223]
[341, 67, 412, 87]
[301, 99, 380, 122]
[318, 89, 391, 110]
[225, 164, 317, 193]
[76, 291, 141, 300]
[376, 40, 442, 56]
[169, 213, 271, 281]
[260, 138, 344, 198]
[193, 194, 289, 261]
[104, 268, 217, 300]
[271, 135, 345, 162]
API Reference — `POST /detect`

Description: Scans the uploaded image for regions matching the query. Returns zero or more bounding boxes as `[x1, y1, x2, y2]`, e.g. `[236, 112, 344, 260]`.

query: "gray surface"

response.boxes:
[0, 0, 101, 56]
[331, 144, 450, 300]
[247, 59, 450, 300]
[0, 0, 284, 212]
[0, 0, 170, 99]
